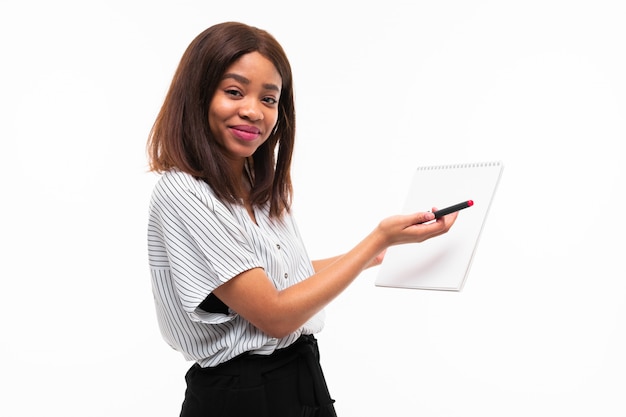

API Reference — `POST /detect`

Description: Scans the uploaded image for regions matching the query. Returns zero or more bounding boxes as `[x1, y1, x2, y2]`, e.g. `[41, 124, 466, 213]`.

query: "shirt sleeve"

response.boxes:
[149, 171, 263, 323]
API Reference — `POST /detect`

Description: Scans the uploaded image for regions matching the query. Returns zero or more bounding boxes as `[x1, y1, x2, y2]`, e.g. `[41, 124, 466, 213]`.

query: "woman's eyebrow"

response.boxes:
[222, 72, 280, 92]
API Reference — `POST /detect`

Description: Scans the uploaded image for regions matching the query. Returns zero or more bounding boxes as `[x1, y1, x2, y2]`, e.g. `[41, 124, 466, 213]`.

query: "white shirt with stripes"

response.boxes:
[147, 170, 325, 367]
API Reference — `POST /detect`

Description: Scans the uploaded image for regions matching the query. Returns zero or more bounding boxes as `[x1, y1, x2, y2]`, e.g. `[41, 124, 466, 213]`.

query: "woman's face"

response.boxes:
[209, 51, 282, 171]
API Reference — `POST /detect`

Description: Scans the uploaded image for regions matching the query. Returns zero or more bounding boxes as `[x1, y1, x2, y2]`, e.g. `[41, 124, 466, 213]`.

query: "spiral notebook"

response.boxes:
[375, 161, 503, 291]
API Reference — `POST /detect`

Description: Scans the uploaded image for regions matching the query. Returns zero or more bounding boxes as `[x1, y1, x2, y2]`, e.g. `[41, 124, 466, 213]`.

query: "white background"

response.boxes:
[1, 1, 625, 416]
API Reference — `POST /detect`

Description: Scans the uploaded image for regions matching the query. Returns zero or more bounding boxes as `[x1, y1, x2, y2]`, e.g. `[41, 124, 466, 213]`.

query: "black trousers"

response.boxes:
[180, 335, 337, 417]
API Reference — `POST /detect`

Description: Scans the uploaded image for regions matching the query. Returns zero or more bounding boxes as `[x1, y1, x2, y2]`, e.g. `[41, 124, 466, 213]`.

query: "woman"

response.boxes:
[146, 21, 457, 417]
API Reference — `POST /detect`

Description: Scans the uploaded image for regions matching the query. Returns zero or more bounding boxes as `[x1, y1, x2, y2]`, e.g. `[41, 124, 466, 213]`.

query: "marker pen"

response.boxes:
[434, 200, 474, 218]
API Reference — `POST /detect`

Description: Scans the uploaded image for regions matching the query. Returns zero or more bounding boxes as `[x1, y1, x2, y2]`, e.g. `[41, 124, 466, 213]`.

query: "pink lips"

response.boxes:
[231, 125, 261, 141]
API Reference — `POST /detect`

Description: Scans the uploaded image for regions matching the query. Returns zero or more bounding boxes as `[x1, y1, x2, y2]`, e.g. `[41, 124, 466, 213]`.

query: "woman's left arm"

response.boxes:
[311, 257, 341, 273]
[312, 250, 385, 273]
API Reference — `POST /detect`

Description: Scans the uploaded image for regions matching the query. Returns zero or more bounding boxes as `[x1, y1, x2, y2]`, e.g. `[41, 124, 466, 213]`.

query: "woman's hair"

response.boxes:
[147, 22, 295, 218]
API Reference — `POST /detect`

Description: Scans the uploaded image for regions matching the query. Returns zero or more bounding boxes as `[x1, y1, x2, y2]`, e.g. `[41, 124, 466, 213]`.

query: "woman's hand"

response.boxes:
[366, 249, 387, 268]
[376, 209, 458, 247]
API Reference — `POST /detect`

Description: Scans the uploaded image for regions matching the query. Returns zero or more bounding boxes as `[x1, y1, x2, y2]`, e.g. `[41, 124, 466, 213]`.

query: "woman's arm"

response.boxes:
[311, 256, 341, 273]
[312, 250, 386, 273]
[212, 210, 456, 338]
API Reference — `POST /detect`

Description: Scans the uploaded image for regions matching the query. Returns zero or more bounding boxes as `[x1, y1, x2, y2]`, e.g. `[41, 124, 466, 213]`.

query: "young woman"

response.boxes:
[146, 21, 457, 417]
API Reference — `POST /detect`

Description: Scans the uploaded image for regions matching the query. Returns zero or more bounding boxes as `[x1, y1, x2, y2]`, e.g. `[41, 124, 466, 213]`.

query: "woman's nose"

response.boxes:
[239, 100, 263, 121]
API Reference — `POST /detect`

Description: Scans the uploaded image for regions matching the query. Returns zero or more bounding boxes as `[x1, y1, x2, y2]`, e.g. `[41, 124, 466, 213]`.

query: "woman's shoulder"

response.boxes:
[152, 170, 216, 206]
[155, 170, 208, 193]
[157, 169, 197, 186]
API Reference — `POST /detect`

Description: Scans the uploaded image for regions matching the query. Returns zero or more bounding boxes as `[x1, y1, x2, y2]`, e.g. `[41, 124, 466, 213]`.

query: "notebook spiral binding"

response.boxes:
[417, 161, 502, 171]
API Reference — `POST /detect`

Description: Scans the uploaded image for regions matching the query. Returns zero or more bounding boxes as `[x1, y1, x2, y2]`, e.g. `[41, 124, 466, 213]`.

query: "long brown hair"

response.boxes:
[147, 22, 295, 218]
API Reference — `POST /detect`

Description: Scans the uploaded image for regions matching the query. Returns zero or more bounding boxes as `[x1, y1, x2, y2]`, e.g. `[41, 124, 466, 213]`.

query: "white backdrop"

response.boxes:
[1, 1, 625, 416]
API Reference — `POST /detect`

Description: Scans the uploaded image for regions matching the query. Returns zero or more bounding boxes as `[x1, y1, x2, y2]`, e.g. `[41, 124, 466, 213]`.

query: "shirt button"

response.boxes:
[284, 273, 289, 279]
[276, 244, 281, 250]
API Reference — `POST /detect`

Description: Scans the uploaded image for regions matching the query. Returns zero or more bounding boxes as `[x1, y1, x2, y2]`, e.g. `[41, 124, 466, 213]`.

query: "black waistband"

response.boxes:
[193, 334, 336, 416]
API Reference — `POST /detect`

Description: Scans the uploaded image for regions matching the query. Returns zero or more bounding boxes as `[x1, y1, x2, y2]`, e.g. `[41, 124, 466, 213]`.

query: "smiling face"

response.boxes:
[208, 51, 282, 173]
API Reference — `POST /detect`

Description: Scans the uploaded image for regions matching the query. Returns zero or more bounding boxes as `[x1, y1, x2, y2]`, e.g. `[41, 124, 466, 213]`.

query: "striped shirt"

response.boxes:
[147, 170, 325, 367]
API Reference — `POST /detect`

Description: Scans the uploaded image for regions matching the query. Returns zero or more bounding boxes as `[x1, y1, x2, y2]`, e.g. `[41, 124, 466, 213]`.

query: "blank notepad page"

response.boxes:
[375, 161, 503, 291]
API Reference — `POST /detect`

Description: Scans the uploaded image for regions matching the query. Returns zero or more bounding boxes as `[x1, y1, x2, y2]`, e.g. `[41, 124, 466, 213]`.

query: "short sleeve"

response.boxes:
[148, 171, 263, 323]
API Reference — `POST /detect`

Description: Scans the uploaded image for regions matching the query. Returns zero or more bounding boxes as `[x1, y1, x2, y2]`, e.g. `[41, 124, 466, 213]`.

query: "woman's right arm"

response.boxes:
[212, 210, 457, 338]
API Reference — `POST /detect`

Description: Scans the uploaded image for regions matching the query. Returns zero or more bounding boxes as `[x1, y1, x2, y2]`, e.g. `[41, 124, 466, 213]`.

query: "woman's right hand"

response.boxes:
[377, 209, 458, 247]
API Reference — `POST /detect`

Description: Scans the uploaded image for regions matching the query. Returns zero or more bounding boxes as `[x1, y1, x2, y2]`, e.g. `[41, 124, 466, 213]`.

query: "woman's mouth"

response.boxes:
[230, 125, 261, 141]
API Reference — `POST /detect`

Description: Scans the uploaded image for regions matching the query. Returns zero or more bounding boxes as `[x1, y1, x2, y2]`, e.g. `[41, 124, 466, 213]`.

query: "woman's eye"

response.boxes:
[263, 97, 278, 105]
[225, 89, 242, 97]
